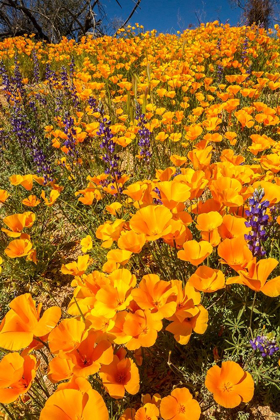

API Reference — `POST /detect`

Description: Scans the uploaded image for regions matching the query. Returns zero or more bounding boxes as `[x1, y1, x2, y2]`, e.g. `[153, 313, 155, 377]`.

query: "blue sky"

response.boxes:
[104, 0, 243, 33]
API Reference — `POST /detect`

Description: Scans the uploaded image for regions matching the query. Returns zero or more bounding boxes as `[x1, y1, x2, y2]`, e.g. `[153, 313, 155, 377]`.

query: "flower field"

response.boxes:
[1, 20, 280, 419]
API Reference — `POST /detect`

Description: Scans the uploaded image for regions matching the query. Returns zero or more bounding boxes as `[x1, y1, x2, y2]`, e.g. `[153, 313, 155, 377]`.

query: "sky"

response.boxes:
[104, 0, 243, 33]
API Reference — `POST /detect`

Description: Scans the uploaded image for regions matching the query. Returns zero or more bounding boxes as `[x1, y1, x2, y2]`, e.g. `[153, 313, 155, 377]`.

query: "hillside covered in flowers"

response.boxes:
[0, 21, 280, 419]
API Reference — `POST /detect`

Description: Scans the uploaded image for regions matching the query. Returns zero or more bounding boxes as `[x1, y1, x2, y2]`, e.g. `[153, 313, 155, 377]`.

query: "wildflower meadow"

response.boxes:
[1, 21, 280, 419]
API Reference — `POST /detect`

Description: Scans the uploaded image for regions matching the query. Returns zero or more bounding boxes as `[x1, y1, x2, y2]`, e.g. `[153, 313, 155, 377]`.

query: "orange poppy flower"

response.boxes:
[0, 293, 61, 350]
[96, 219, 125, 248]
[166, 281, 208, 345]
[167, 281, 201, 323]
[123, 182, 149, 203]
[132, 274, 177, 318]
[185, 124, 203, 142]
[118, 230, 146, 253]
[0, 353, 37, 404]
[41, 189, 60, 206]
[142, 393, 161, 406]
[93, 269, 136, 318]
[178, 240, 213, 266]
[106, 249, 132, 265]
[218, 237, 253, 271]
[56, 376, 92, 393]
[162, 219, 193, 249]
[40, 389, 109, 420]
[4, 238, 33, 258]
[224, 131, 237, 145]
[156, 132, 169, 142]
[2, 212, 36, 237]
[135, 403, 159, 420]
[156, 167, 176, 182]
[189, 266, 225, 293]
[105, 202, 122, 215]
[10, 174, 33, 190]
[113, 309, 163, 350]
[235, 109, 254, 129]
[130, 205, 172, 241]
[78, 190, 102, 205]
[188, 146, 212, 170]
[220, 149, 245, 166]
[191, 198, 221, 215]
[160, 387, 201, 420]
[227, 258, 280, 296]
[48, 357, 75, 383]
[61, 255, 91, 276]
[48, 318, 85, 354]
[196, 212, 223, 232]
[0, 189, 10, 203]
[261, 154, 280, 173]
[196, 211, 223, 246]
[99, 354, 140, 399]
[166, 304, 208, 345]
[170, 155, 187, 167]
[210, 177, 243, 208]
[66, 330, 114, 378]
[218, 215, 250, 239]
[80, 235, 92, 253]
[67, 271, 108, 317]
[102, 260, 119, 274]
[156, 181, 190, 210]
[174, 169, 208, 199]
[205, 361, 254, 408]
[22, 195, 41, 207]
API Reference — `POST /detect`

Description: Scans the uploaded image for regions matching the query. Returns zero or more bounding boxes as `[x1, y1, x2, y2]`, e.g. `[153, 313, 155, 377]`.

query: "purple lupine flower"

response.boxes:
[11, 56, 25, 98]
[250, 335, 279, 357]
[63, 112, 78, 159]
[59, 65, 81, 110]
[244, 187, 269, 257]
[32, 49, 40, 83]
[153, 187, 163, 205]
[269, 203, 280, 239]
[70, 57, 75, 79]
[97, 117, 121, 179]
[89, 96, 98, 112]
[216, 38, 223, 82]
[135, 103, 151, 162]
[0, 61, 10, 94]
[89, 97, 121, 181]
[11, 100, 52, 183]
[242, 36, 249, 65]
[173, 168, 182, 179]
[0, 60, 52, 183]
[45, 64, 60, 95]
[61, 67, 69, 89]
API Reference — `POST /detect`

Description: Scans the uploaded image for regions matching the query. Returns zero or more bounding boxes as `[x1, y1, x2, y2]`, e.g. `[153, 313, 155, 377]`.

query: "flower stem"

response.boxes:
[249, 291, 257, 339]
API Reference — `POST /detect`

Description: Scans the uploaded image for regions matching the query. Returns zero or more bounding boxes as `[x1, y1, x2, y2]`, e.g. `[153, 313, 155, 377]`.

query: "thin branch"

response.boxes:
[3, 0, 50, 41]
[114, 0, 141, 35]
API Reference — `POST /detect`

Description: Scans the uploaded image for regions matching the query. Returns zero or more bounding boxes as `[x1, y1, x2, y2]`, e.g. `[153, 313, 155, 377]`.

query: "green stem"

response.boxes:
[249, 291, 257, 339]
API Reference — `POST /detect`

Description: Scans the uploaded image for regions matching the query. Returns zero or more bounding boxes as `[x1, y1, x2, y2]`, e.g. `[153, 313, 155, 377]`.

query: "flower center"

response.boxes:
[179, 404, 186, 413]
[116, 372, 127, 384]
[223, 381, 233, 392]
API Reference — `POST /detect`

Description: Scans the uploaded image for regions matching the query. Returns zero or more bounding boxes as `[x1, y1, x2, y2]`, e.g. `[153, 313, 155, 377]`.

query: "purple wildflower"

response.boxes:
[250, 335, 279, 357]
[32, 49, 40, 83]
[244, 187, 269, 257]
[135, 103, 151, 162]
[89, 97, 121, 181]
